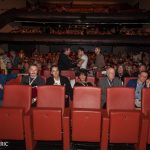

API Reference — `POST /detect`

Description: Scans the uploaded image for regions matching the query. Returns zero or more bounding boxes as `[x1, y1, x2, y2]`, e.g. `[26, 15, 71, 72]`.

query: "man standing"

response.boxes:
[77, 47, 88, 69]
[98, 67, 122, 108]
[93, 47, 105, 71]
[58, 47, 76, 70]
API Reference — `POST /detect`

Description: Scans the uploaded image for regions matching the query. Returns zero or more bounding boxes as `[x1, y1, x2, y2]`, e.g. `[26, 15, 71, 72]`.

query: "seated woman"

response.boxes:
[75, 69, 93, 86]
[116, 64, 129, 83]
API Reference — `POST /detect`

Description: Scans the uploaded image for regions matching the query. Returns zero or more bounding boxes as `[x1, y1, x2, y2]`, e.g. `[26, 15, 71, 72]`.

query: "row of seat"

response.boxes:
[0, 85, 150, 150]
[6, 73, 137, 87]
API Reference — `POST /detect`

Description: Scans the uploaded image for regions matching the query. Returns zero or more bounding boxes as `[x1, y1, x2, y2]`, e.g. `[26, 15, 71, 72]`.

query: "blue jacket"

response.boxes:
[127, 79, 147, 89]
[0, 74, 17, 101]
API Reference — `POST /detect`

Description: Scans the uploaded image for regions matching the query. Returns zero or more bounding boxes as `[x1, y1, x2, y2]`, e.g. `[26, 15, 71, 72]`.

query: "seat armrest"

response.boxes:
[63, 108, 70, 150]
[64, 107, 70, 118]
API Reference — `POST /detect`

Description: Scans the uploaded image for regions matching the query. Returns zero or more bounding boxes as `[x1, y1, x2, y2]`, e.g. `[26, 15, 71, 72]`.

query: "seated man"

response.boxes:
[0, 73, 17, 105]
[75, 69, 93, 86]
[46, 65, 72, 107]
[127, 71, 148, 108]
[98, 67, 122, 108]
[21, 64, 45, 104]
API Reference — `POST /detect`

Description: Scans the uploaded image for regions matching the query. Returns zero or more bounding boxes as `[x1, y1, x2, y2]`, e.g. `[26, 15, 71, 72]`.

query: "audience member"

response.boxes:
[77, 47, 88, 69]
[46, 65, 73, 107]
[98, 67, 122, 108]
[93, 47, 105, 71]
[58, 47, 76, 70]
[127, 71, 148, 108]
[75, 69, 93, 86]
[116, 64, 129, 83]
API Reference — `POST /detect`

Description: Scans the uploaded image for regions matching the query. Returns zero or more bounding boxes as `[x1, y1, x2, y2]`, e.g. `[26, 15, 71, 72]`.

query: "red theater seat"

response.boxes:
[70, 87, 102, 148]
[61, 70, 75, 79]
[25, 86, 70, 150]
[101, 87, 147, 150]
[6, 75, 22, 85]
[0, 85, 32, 147]
[141, 89, 150, 146]
[124, 77, 137, 86]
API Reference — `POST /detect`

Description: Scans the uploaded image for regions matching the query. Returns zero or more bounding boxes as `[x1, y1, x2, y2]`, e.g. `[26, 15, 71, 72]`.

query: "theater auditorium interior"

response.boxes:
[1, 0, 150, 150]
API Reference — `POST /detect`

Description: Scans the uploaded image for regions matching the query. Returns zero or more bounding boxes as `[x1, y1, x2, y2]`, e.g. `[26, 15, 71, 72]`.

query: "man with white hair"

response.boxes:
[98, 67, 122, 108]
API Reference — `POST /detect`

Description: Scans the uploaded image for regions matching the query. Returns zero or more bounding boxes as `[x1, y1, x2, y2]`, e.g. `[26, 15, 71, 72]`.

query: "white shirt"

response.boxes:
[54, 78, 61, 85]
[80, 54, 88, 69]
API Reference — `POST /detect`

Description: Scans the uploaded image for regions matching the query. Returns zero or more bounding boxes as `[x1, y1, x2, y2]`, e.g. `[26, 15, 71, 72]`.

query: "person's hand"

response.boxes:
[146, 79, 150, 88]
[77, 63, 81, 67]
[0, 84, 3, 90]
[93, 66, 97, 70]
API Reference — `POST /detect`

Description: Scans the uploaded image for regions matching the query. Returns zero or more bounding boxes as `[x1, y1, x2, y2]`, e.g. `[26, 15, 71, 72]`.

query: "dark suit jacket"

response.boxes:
[74, 82, 93, 87]
[127, 79, 147, 89]
[21, 75, 45, 87]
[98, 77, 122, 107]
[58, 53, 75, 70]
[46, 76, 73, 99]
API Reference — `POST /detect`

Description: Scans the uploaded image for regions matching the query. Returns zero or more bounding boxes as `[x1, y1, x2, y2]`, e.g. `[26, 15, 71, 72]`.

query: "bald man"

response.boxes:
[98, 67, 122, 108]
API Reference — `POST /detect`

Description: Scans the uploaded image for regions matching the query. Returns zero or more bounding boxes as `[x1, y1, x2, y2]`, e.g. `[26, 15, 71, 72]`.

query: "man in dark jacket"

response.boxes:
[21, 64, 45, 104]
[21, 64, 45, 87]
[58, 47, 76, 70]
[127, 71, 148, 107]
[46, 65, 72, 107]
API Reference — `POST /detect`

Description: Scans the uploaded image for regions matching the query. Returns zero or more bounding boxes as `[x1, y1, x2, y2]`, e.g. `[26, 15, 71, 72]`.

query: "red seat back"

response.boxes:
[142, 88, 150, 116]
[107, 87, 135, 113]
[73, 86, 101, 109]
[6, 75, 22, 85]
[124, 77, 137, 86]
[37, 86, 65, 114]
[107, 87, 140, 144]
[61, 70, 75, 79]
[3, 85, 32, 113]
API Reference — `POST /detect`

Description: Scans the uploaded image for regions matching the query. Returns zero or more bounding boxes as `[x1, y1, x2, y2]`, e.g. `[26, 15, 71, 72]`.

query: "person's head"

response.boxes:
[0, 48, 4, 56]
[63, 47, 71, 56]
[94, 47, 101, 55]
[28, 64, 38, 78]
[51, 65, 60, 79]
[117, 65, 124, 74]
[10, 50, 16, 57]
[78, 69, 88, 82]
[138, 71, 148, 83]
[106, 67, 115, 81]
[139, 64, 146, 72]
[78, 47, 85, 57]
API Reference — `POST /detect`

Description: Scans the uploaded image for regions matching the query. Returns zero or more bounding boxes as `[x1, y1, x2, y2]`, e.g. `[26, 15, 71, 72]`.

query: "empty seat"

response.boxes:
[101, 87, 146, 150]
[0, 85, 32, 148]
[25, 86, 70, 150]
[70, 87, 102, 148]
[6, 75, 22, 85]
[61, 70, 75, 79]
[141, 89, 150, 146]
